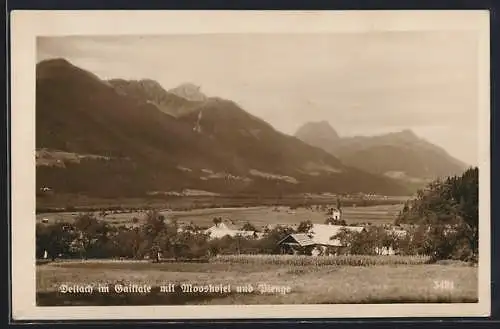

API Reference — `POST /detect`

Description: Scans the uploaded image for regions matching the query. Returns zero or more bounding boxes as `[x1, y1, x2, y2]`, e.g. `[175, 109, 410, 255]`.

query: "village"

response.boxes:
[197, 206, 409, 258]
[36, 200, 423, 263]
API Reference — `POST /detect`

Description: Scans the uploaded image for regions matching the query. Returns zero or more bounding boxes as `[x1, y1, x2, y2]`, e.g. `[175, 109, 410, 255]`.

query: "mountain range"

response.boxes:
[35, 58, 459, 199]
[295, 121, 467, 185]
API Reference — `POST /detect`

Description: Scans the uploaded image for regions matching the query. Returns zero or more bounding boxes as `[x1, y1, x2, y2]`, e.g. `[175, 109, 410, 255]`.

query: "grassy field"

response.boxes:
[36, 258, 477, 306]
[36, 193, 411, 212]
[212, 254, 431, 266]
[36, 204, 404, 229]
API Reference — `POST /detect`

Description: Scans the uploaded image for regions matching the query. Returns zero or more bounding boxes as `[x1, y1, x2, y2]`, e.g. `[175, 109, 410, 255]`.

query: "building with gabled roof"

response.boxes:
[277, 233, 316, 248]
[278, 224, 366, 255]
[204, 222, 256, 239]
[308, 224, 365, 246]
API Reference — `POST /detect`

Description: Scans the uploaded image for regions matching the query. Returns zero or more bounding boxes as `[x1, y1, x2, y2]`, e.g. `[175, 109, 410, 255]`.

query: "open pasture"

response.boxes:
[36, 258, 477, 305]
[36, 204, 404, 228]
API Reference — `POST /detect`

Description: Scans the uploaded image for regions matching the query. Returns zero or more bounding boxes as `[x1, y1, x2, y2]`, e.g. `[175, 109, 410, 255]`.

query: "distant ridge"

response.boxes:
[295, 121, 467, 186]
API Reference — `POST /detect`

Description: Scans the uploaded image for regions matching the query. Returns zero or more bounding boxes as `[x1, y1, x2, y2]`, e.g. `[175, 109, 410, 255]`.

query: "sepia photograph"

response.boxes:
[10, 10, 490, 320]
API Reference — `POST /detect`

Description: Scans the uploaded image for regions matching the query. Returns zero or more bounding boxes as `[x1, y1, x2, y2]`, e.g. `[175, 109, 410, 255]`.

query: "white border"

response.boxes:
[10, 10, 491, 320]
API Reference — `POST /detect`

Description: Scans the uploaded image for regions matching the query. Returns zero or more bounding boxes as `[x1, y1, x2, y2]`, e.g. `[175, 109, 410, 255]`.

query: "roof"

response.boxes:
[278, 233, 316, 247]
[278, 224, 365, 247]
[209, 222, 240, 230]
[309, 224, 364, 246]
[204, 222, 255, 239]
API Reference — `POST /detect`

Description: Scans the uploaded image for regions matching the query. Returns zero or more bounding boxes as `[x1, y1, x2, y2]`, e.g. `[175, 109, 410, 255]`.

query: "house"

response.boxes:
[308, 224, 364, 246]
[277, 233, 316, 254]
[278, 224, 365, 256]
[204, 222, 256, 239]
[327, 208, 342, 220]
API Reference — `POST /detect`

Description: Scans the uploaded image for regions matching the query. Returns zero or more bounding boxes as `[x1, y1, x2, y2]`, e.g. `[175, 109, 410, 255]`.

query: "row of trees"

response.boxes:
[36, 210, 475, 262]
[330, 225, 473, 261]
[36, 211, 296, 260]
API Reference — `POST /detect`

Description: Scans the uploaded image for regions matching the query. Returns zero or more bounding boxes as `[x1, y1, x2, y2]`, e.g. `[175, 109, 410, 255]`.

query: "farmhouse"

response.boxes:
[278, 224, 365, 256]
[204, 222, 257, 239]
[278, 233, 316, 251]
[309, 224, 365, 245]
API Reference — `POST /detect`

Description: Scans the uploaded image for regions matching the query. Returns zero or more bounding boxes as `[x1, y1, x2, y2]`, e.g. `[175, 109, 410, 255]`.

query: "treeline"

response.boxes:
[395, 167, 478, 262]
[36, 211, 295, 260]
[331, 225, 474, 261]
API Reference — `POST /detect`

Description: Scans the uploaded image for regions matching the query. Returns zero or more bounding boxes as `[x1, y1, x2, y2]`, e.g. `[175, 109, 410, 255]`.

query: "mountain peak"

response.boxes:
[37, 57, 72, 68]
[295, 121, 340, 142]
[36, 58, 75, 77]
[36, 57, 104, 84]
[400, 129, 417, 137]
[137, 78, 164, 88]
[389, 129, 420, 142]
[168, 83, 207, 102]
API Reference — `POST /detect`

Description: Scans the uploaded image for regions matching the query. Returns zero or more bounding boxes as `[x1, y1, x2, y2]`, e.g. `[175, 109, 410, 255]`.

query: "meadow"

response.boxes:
[211, 254, 431, 266]
[36, 204, 404, 229]
[36, 257, 477, 306]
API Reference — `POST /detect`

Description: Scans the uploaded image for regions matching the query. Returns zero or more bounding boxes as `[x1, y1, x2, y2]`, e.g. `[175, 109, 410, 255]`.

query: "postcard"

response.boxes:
[10, 10, 490, 320]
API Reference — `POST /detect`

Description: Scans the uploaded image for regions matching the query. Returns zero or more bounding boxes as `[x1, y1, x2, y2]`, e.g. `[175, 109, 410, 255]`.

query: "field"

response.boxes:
[36, 204, 404, 229]
[212, 254, 431, 266]
[36, 257, 477, 306]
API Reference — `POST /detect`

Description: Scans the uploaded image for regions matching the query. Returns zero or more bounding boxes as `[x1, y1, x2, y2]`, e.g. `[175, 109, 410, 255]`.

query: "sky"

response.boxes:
[37, 32, 480, 165]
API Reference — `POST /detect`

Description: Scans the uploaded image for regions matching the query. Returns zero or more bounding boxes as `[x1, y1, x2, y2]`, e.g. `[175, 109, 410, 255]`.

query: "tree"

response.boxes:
[36, 222, 78, 260]
[296, 220, 313, 233]
[110, 226, 142, 258]
[257, 225, 295, 254]
[325, 217, 346, 226]
[331, 226, 398, 255]
[73, 213, 111, 258]
[212, 217, 222, 226]
[396, 167, 478, 261]
[450, 167, 479, 260]
[137, 210, 168, 258]
[242, 222, 257, 232]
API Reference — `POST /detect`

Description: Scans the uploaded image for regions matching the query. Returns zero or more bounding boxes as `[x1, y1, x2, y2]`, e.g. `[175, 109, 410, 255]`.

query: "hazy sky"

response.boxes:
[37, 32, 480, 165]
